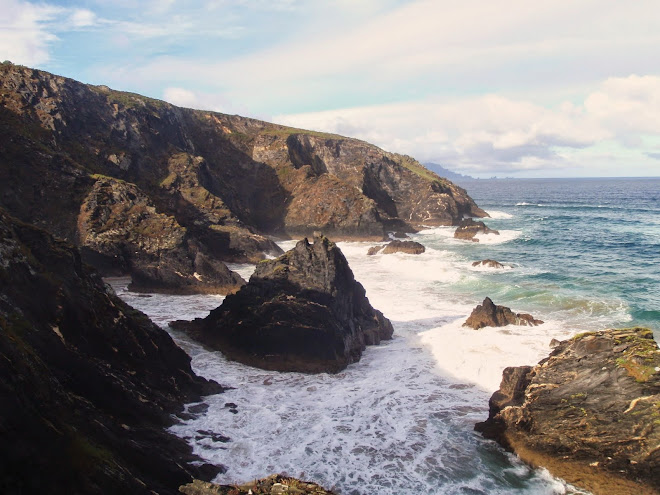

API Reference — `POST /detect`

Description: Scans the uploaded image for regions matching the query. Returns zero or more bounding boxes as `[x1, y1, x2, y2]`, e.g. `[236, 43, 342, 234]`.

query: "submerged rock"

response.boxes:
[173, 235, 393, 373]
[472, 259, 506, 269]
[476, 328, 660, 495]
[367, 245, 384, 255]
[463, 297, 543, 329]
[0, 208, 223, 494]
[454, 218, 499, 242]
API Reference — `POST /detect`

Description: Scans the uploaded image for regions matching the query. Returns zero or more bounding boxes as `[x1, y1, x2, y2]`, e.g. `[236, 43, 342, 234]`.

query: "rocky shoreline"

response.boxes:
[476, 327, 660, 494]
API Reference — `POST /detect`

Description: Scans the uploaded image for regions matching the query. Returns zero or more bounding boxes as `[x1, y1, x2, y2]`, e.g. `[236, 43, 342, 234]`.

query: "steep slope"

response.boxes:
[0, 62, 486, 286]
[0, 208, 223, 494]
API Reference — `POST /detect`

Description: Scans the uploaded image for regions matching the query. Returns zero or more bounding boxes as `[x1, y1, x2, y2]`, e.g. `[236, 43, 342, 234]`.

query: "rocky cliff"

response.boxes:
[173, 235, 394, 373]
[0, 208, 223, 494]
[0, 62, 485, 291]
[476, 328, 660, 495]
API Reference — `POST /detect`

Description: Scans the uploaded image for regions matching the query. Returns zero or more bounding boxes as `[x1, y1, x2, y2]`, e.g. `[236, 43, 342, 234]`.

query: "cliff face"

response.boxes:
[0, 63, 485, 289]
[0, 208, 223, 494]
[476, 328, 660, 495]
[173, 235, 394, 373]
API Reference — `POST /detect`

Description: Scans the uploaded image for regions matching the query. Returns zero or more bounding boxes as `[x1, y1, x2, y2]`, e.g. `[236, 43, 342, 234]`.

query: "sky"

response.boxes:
[1, 0, 660, 178]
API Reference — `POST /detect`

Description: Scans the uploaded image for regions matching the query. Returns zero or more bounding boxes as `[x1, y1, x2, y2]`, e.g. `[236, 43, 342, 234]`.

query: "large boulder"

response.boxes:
[173, 235, 393, 373]
[463, 297, 543, 329]
[454, 218, 499, 242]
[0, 208, 223, 494]
[476, 328, 660, 495]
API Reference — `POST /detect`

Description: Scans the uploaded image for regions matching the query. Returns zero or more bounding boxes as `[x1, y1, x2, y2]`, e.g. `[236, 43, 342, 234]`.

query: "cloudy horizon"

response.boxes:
[1, 0, 659, 178]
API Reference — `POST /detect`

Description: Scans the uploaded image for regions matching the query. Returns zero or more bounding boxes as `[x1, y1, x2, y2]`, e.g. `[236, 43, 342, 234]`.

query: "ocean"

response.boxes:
[110, 177, 659, 494]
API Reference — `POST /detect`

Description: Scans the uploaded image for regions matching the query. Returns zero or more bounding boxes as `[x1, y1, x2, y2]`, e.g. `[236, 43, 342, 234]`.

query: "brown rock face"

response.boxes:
[0, 208, 223, 494]
[381, 240, 426, 255]
[0, 63, 486, 280]
[173, 235, 393, 373]
[77, 176, 245, 294]
[179, 475, 338, 495]
[454, 218, 499, 242]
[463, 297, 543, 329]
[476, 328, 660, 495]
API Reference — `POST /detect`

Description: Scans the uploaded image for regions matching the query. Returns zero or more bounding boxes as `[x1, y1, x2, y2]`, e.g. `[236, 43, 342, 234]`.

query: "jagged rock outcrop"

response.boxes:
[464, 297, 543, 329]
[454, 218, 499, 242]
[382, 240, 426, 255]
[78, 176, 245, 294]
[0, 208, 223, 494]
[472, 259, 507, 269]
[179, 475, 337, 495]
[0, 63, 485, 281]
[172, 235, 393, 373]
[476, 328, 660, 495]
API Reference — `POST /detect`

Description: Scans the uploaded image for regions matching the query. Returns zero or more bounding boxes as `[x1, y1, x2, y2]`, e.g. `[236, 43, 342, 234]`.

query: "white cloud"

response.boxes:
[0, 0, 61, 65]
[272, 75, 660, 176]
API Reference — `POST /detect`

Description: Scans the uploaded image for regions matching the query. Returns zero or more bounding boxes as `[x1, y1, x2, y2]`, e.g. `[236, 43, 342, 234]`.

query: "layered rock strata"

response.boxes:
[0, 208, 223, 494]
[173, 235, 393, 373]
[476, 328, 660, 495]
[464, 297, 543, 329]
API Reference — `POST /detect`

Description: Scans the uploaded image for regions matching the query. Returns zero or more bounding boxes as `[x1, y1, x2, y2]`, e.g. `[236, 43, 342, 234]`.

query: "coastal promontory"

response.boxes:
[476, 327, 660, 495]
[173, 235, 394, 373]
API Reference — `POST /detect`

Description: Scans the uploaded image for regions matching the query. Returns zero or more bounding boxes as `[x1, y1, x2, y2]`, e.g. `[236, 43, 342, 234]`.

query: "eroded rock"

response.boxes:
[382, 240, 426, 255]
[476, 328, 660, 495]
[454, 218, 499, 242]
[472, 259, 506, 269]
[463, 297, 543, 329]
[172, 235, 393, 373]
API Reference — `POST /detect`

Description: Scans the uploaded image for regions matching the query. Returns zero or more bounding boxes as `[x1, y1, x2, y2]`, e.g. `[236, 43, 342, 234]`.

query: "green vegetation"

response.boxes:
[398, 154, 446, 184]
[261, 126, 345, 140]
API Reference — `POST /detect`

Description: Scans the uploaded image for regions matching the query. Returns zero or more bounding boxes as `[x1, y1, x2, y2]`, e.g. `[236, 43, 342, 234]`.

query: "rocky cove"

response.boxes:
[1, 63, 659, 494]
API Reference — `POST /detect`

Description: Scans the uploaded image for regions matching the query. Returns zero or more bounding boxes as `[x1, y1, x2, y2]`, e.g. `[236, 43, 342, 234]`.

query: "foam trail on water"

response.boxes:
[486, 210, 513, 219]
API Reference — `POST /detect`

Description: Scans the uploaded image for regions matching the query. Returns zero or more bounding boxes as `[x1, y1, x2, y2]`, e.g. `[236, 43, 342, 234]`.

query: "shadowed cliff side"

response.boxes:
[0, 208, 224, 494]
[173, 235, 394, 373]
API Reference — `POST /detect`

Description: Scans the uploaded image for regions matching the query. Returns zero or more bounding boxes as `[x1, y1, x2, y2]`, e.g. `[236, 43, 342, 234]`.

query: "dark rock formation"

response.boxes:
[381, 240, 426, 255]
[173, 235, 393, 373]
[0, 208, 223, 494]
[180, 475, 337, 495]
[0, 63, 486, 283]
[392, 231, 409, 238]
[472, 259, 506, 269]
[78, 176, 246, 294]
[476, 328, 660, 495]
[454, 218, 499, 242]
[464, 297, 543, 329]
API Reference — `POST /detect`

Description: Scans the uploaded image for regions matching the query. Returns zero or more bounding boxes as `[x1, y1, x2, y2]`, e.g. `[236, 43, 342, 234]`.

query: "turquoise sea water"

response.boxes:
[455, 177, 659, 336]
[112, 176, 659, 494]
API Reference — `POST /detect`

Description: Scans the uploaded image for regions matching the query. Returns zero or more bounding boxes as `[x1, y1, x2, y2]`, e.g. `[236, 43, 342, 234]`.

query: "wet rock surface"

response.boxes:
[381, 240, 426, 255]
[472, 259, 506, 269]
[454, 218, 499, 242]
[464, 297, 543, 329]
[0, 208, 224, 494]
[173, 235, 393, 373]
[476, 327, 660, 495]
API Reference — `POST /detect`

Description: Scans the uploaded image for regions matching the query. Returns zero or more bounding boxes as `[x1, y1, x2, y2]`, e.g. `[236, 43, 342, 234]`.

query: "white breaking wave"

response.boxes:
[473, 230, 522, 244]
[486, 210, 513, 219]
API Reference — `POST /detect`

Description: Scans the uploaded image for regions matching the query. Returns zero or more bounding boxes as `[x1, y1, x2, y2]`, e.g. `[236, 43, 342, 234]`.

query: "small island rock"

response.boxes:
[381, 240, 426, 255]
[173, 235, 393, 373]
[463, 297, 543, 329]
[454, 218, 499, 242]
[476, 327, 660, 495]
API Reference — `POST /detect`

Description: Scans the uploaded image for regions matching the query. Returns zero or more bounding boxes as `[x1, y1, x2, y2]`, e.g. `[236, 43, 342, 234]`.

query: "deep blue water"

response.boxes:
[457, 177, 659, 334]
